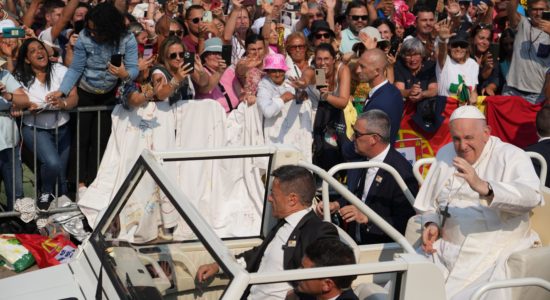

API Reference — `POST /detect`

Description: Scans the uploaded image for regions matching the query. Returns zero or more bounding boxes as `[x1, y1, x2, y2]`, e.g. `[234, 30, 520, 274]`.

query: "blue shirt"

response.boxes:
[59, 29, 139, 95]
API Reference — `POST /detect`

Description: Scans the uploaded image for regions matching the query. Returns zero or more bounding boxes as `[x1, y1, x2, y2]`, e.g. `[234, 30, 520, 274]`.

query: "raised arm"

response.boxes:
[507, 0, 521, 29]
[435, 19, 452, 70]
[51, 0, 80, 42]
[223, 0, 243, 43]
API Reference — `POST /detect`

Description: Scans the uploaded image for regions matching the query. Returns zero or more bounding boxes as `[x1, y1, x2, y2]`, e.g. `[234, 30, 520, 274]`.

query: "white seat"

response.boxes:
[353, 282, 388, 300]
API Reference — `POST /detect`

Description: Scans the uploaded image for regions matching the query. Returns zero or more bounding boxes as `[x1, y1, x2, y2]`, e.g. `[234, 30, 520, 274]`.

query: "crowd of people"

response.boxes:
[0, 0, 549, 297]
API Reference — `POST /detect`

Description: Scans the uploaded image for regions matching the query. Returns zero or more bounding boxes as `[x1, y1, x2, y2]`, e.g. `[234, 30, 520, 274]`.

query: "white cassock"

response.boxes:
[414, 136, 543, 300]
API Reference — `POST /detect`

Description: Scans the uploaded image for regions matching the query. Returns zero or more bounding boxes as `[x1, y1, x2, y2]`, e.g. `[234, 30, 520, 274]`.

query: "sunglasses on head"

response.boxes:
[169, 51, 185, 59]
[169, 30, 183, 36]
[315, 33, 331, 39]
[350, 15, 368, 21]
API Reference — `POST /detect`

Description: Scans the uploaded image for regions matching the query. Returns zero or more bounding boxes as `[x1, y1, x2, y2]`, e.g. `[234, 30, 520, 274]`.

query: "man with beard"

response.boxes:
[339, 1, 371, 54]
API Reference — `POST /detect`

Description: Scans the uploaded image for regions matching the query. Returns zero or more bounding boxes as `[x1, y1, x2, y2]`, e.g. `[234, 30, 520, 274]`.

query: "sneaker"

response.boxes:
[37, 193, 54, 212]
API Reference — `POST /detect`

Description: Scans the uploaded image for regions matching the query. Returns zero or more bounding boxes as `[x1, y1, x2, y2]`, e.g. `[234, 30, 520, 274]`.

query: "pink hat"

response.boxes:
[263, 53, 289, 72]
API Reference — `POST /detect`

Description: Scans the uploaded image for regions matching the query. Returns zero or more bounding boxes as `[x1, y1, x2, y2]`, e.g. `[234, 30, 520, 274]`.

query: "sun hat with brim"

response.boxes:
[263, 53, 289, 72]
[201, 37, 223, 56]
[310, 20, 335, 38]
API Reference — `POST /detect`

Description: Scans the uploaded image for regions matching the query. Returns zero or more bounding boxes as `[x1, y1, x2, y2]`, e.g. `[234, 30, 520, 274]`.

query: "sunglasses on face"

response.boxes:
[169, 51, 185, 59]
[352, 128, 380, 138]
[288, 44, 306, 51]
[189, 17, 201, 24]
[315, 33, 331, 39]
[350, 15, 368, 21]
[169, 30, 183, 36]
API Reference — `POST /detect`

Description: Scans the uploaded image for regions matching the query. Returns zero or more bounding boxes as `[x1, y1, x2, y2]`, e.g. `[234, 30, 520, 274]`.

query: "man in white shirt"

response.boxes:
[196, 165, 338, 299]
[320, 110, 418, 244]
[415, 106, 542, 299]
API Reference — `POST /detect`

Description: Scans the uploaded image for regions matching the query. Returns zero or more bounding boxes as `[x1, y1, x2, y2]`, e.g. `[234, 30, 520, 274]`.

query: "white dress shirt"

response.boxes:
[361, 145, 390, 202]
[249, 208, 312, 299]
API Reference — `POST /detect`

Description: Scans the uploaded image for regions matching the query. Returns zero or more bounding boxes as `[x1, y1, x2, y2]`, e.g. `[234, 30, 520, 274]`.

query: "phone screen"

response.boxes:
[2, 27, 25, 38]
[110, 54, 123, 67]
[144, 44, 154, 59]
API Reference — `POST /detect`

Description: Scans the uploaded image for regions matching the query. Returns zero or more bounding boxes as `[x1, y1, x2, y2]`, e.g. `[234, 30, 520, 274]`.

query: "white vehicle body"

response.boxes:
[0, 146, 548, 299]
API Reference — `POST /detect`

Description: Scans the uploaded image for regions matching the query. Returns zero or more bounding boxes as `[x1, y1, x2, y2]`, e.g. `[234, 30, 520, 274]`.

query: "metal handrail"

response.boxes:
[470, 277, 550, 300]
[299, 161, 416, 254]
[0, 105, 115, 218]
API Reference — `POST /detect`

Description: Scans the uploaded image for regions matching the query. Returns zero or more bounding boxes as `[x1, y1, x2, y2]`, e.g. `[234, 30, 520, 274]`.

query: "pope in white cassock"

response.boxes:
[413, 106, 543, 300]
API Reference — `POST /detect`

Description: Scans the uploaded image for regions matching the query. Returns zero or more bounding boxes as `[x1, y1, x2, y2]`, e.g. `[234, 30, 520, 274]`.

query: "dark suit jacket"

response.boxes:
[526, 139, 550, 188]
[343, 147, 419, 244]
[363, 82, 404, 143]
[336, 289, 360, 300]
[236, 210, 339, 273]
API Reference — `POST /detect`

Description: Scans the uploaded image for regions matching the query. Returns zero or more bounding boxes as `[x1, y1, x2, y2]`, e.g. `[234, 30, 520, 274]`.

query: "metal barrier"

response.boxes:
[0, 105, 114, 218]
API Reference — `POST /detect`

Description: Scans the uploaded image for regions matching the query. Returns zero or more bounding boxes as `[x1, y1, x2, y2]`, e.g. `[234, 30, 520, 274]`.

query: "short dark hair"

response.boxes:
[304, 239, 357, 289]
[536, 105, 550, 137]
[414, 5, 435, 16]
[185, 4, 204, 20]
[271, 165, 315, 206]
[43, 0, 65, 14]
[345, 0, 367, 16]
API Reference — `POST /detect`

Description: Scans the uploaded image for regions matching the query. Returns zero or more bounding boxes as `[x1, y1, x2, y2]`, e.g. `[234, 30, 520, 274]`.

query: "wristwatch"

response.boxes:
[485, 182, 494, 197]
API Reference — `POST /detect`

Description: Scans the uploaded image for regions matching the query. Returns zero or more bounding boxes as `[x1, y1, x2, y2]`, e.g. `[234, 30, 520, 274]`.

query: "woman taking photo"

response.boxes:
[306, 43, 350, 170]
[47, 3, 139, 197]
[151, 36, 201, 104]
[435, 19, 478, 104]
[15, 38, 78, 210]
[194, 37, 240, 113]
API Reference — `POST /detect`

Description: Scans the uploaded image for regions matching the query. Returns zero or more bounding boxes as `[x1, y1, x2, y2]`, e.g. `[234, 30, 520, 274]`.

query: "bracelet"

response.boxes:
[436, 36, 449, 45]
[169, 77, 182, 89]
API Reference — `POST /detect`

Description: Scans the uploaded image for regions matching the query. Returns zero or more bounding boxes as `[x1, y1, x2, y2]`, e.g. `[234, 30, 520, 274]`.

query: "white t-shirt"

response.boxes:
[436, 55, 479, 97]
[22, 63, 70, 129]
